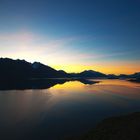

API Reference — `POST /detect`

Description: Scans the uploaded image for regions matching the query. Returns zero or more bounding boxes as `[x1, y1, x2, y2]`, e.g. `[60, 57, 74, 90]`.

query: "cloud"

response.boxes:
[0, 30, 137, 67]
[0, 31, 36, 42]
[0, 30, 84, 64]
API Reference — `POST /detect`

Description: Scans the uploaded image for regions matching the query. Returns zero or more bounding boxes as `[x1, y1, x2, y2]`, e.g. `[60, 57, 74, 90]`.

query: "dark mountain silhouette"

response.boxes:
[0, 58, 100, 90]
[57, 70, 69, 77]
[0, 58, 139, 81]
[107, 74, 118, 79]
[118, 72, 140, 82]
[118, 74, 129, 79]
[0, 58, 33, 80]
[129, 72, 140, 78]
[0, 58, 107, 80]
[0, 58, 70, 80]
[118, 72, 140, 79]
[127, 72, 140, 83]
[73, 70, 107, 78]
[31, 62, 70, 78]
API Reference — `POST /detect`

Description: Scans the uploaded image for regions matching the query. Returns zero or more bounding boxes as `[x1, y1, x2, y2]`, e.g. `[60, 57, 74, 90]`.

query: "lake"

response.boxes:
[0, 79, 140, 140]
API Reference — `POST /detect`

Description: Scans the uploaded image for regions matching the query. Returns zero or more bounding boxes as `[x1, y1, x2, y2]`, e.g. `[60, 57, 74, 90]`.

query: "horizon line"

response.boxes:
[0, 57, 139, 76]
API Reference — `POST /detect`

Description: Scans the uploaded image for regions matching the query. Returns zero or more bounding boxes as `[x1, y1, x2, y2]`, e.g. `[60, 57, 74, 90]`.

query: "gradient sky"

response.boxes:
[0, 0, 140, 74]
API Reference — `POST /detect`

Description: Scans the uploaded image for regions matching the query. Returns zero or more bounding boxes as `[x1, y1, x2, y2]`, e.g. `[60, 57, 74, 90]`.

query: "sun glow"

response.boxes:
[0, 31, 140, 75]
[52, 62, 140, 75]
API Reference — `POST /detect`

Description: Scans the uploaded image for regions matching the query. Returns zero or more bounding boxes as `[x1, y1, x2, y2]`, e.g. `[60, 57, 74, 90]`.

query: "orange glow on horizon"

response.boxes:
[52, 63, 140, 75]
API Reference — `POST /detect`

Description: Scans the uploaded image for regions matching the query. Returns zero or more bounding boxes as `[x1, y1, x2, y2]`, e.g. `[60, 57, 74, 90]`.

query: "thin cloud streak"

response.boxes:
[0, 31, 138, 69]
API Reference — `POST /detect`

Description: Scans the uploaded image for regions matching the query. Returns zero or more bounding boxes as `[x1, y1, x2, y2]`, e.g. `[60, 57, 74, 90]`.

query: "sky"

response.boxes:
[0, 0, 140, 74]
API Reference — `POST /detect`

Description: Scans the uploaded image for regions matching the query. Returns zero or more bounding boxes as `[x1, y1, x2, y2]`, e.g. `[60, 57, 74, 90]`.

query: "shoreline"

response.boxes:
[78, 112, 140, 140]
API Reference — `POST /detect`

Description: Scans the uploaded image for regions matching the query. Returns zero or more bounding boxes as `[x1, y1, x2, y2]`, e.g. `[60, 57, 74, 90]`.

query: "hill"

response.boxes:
[0, 58, 69, 80]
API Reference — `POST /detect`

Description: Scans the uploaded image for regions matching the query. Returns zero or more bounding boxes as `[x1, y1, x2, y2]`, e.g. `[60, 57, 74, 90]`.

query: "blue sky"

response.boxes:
[0, 0, 140, 74]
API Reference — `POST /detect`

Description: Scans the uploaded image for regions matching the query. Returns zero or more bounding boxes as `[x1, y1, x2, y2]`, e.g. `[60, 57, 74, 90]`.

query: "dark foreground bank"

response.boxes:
[76, 112, 140, 140]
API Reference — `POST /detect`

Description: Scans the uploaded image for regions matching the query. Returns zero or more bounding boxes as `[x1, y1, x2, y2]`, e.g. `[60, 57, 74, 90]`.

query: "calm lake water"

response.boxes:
[0, 79, 140, 140]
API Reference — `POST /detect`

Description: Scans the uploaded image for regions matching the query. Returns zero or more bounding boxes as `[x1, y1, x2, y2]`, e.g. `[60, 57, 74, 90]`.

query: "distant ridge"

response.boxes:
[0, 58, 69, 80]
[0, 58, 139, 80]
[70, 70, 107, 78]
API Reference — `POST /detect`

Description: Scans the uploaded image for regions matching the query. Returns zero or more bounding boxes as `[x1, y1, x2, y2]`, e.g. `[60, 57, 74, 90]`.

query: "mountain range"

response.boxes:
[0, 58, 139, 80]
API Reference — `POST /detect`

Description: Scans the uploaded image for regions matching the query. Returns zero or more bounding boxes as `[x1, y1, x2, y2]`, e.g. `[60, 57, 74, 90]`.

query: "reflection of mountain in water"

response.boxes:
[0, 58, 139, 90]
[78, 78, 99, 85]
[0, 78, 99, 90]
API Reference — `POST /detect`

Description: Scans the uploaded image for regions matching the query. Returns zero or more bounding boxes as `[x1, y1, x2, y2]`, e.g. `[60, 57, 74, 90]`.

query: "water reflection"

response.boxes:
[0, 79, 140, 140]
[0, 78, 98, 90]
